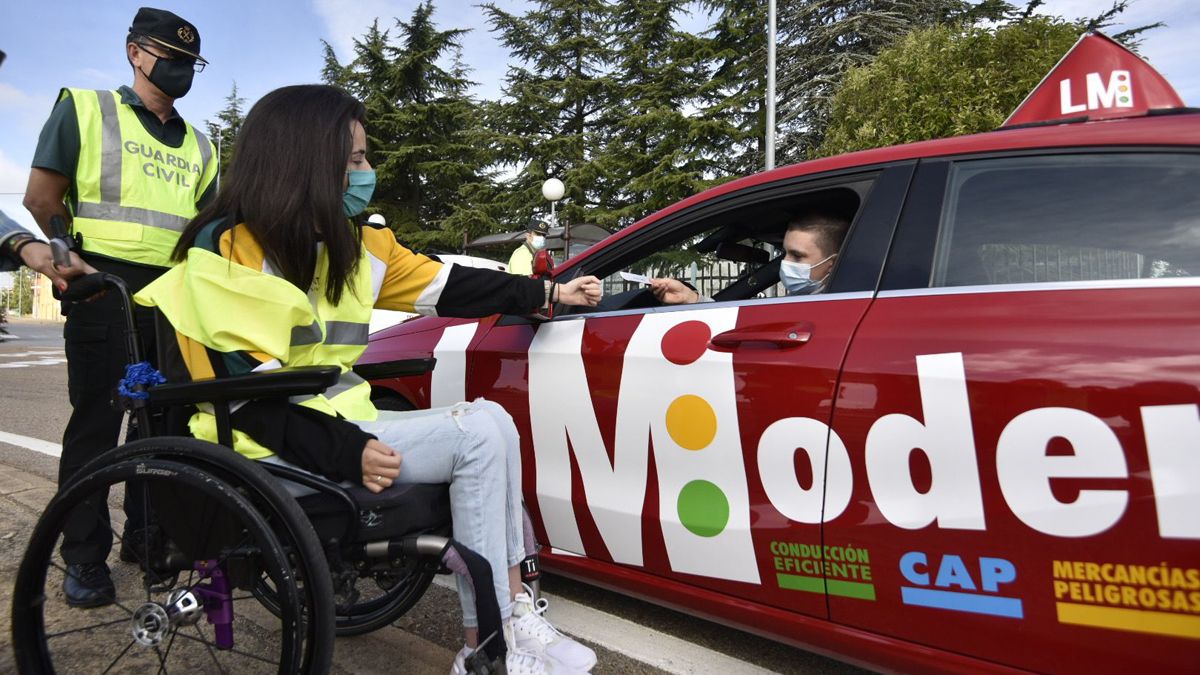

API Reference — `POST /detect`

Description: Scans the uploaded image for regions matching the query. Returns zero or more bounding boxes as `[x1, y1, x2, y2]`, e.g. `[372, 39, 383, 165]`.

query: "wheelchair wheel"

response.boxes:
[12, 456, 306, 674]
[92, 437, 337, 673]
[334, 564, 437, 636]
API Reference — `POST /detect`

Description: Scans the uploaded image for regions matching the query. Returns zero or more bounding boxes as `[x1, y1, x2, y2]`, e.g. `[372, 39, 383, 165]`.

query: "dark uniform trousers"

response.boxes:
[59, 256, 162, 564]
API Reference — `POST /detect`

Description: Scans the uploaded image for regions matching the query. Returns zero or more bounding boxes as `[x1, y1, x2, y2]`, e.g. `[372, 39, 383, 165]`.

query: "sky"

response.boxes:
[0, 0, 1196, 238]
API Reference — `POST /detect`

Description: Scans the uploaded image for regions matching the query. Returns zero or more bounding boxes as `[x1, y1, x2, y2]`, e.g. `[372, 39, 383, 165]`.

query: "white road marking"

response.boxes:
[433, 576, 779, 675]
[0, 359, 67, 368]
[0, 430, 62, 458]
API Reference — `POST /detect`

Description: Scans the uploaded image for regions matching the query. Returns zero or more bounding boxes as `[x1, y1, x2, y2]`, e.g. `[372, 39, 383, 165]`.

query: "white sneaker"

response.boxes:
[449, 645, 472, 675]
[510, 585, 597, 672]
[449, 638, 586, 675]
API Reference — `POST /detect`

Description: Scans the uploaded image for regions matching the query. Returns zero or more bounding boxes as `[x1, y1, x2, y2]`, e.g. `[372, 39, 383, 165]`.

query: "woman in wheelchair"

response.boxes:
[133, 85, 602, 674]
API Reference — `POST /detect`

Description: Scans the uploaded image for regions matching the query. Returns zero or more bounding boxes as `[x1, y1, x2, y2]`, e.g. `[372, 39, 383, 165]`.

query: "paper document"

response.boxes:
[620, 271, 650, 284]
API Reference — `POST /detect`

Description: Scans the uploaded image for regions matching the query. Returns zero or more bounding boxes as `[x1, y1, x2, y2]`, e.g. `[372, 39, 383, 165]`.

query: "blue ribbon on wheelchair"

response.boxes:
[118, 361, 166, 399]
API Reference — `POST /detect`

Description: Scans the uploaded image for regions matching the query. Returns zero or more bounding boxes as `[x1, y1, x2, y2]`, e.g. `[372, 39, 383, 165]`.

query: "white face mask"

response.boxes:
[779, 255, 834, 295]
[531, 235, 546, 250]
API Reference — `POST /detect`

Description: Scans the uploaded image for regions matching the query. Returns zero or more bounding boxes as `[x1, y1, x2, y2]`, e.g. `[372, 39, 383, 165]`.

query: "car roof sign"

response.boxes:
[1002, 30, 1185, 128]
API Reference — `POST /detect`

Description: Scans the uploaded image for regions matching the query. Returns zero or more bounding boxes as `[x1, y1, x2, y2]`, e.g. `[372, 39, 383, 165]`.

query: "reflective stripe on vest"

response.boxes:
[69, 88, 215, 266]
[272, 244, 377, 421]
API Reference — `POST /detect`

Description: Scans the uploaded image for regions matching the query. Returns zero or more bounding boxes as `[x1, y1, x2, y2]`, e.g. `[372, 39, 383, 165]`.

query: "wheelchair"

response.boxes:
[11, 273, 526, 674]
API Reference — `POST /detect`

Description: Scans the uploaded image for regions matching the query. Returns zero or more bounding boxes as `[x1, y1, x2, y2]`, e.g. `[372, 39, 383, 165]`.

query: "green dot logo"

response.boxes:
[677, 479, 730, 537]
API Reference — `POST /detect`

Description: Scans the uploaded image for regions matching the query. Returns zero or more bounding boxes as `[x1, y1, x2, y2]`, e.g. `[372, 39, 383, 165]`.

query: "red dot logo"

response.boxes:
[661, 321, 711, 365]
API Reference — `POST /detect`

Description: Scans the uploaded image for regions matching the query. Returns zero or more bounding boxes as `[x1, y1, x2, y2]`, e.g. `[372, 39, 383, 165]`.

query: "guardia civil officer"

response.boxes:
[508, 215, 550, 275]
[22, 8, 218, 608]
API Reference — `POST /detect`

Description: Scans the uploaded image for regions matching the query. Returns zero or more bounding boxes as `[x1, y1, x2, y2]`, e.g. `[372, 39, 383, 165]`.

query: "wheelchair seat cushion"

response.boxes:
[297, 482, 451, 543]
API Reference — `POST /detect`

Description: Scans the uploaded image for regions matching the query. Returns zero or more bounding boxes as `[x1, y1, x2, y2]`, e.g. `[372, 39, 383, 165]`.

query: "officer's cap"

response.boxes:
[129, 7, 206, 64]
[526, 216, 551, 235]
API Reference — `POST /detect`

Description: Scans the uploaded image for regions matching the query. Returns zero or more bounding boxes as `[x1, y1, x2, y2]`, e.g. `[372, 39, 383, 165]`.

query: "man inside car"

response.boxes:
[649, 212, 850, 304]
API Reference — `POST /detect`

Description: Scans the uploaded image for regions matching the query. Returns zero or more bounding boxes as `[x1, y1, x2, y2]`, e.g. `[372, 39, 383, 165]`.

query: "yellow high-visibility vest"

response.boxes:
[136, 239, 379, 460]
[69, 88, 216, 267]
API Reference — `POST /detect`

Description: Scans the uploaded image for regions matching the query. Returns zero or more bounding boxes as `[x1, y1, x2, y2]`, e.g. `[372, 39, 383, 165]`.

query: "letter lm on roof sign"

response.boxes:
[1002, 31, 1185, 128]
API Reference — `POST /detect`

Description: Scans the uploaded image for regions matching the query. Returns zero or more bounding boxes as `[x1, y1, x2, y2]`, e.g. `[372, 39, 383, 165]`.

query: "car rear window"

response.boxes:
[932, 153, 1200, 287]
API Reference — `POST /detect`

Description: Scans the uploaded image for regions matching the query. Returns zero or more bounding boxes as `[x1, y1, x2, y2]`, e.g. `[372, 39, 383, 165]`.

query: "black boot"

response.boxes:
[63, 562, 115, 608]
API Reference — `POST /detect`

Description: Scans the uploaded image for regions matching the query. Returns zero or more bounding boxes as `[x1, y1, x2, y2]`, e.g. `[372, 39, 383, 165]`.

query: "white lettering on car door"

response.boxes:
[528, 309, 760, 583]
[996, 407, 1128, 537]
[758, 417, 852, 523]
[865, 352, 988, 530]
[527, 319, 648, 566]
[1142, 404, 1200, 539]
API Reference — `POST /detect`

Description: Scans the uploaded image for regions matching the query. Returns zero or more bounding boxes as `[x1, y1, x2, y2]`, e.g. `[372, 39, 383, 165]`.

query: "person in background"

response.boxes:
[21, 7, 218, 608]
[649, 212, 850, 304]
[508, 215, 551, 275]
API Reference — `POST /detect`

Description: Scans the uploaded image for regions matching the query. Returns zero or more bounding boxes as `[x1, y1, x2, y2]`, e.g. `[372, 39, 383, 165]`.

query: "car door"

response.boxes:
[827, 151, 1200, 672]
[468, 164, 913, 620]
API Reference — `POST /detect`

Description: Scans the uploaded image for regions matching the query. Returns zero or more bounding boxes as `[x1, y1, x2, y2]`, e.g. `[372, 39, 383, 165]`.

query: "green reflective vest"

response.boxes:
[69, 88, 216, 267]
[136, 241, 378, 460]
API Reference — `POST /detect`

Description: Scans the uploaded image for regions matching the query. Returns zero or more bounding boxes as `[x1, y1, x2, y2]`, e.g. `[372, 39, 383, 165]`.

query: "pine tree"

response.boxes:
[204, 81, 246, 181]
[323, 5, 488, 250]
[598, 0, 738, 226]
[693, 0, 769, 176]
[775, 0, 994, 162]
[479, 0, 617, 230]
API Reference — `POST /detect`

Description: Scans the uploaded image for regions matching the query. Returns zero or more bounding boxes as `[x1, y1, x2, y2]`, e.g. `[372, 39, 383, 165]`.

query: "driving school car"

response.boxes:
[357, 34, 1200, 673]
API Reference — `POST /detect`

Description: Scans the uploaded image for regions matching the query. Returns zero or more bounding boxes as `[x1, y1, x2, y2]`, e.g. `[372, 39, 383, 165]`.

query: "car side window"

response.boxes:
[933, 153, 1200, 287]
[597, 229, 780, 302]
[567, 183, 871, 315]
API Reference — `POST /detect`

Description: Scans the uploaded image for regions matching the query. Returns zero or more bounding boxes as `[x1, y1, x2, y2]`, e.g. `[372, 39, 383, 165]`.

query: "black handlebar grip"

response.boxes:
[59, 272, 110, 302]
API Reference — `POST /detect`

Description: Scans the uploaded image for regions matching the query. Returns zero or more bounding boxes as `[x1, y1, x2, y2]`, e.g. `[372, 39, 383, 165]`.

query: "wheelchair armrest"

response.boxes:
[148, 365, 342, 407]
[351, 357, 436, 380]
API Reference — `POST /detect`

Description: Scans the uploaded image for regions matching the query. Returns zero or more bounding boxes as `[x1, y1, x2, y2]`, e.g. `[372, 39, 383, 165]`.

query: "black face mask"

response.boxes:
[143, 57, 194, 99]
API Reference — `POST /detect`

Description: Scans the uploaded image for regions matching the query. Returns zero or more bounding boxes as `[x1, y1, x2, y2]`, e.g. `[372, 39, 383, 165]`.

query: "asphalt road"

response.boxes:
[0, 318, 869, 674]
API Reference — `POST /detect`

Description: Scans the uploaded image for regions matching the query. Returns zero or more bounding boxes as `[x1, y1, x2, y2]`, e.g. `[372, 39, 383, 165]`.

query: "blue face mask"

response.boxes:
[779, 256, 834, 295]
[343, 169, 376, 217]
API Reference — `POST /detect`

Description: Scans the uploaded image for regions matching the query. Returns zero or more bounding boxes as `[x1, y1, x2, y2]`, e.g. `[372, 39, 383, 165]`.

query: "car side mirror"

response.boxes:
[533, 249, 556, 278]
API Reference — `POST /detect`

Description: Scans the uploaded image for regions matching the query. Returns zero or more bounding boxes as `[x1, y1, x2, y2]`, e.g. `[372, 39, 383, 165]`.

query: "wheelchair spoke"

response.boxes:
[49, 560, 137, 617]
[99, 638, 137, 675]
[174, 627, 282, 669]
[152, 644, 169, 674]
[44, 616, 129, 639]
[188, 624, 228, 675]
[156, 628, 179, 675]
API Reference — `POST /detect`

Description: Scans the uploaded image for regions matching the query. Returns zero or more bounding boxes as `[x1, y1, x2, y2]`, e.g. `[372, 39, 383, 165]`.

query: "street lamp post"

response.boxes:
[766, 0, 777, 171]
[542, 178, 566, 256]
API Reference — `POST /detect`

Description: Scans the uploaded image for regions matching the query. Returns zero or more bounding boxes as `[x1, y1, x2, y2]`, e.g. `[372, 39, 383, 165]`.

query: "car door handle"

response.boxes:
[708, 322, 813, 350]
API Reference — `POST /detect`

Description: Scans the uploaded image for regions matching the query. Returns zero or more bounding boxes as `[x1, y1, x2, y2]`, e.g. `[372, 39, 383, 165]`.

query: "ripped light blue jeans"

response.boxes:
[356, 399, 525, 628]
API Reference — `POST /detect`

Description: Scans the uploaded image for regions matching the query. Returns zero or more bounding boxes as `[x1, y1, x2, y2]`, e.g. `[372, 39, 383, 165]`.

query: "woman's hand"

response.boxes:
[361, 438, 401, 493]
[555, 275, 602, 307]
[649, 278, 700, 305]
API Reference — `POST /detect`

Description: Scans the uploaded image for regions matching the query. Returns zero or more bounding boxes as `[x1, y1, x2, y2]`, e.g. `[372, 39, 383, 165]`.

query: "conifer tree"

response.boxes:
[697, 0, 769, 176]
[323, 4, 487, 249]
[479, 0, 617, 229]
[599, 0, 738, 226]
[776, 0, 990, 162]
[204, 81, 246, 179]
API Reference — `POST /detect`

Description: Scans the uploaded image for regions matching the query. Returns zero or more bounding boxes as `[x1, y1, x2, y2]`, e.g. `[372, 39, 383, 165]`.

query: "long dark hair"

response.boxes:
[173, 84, 367, 305]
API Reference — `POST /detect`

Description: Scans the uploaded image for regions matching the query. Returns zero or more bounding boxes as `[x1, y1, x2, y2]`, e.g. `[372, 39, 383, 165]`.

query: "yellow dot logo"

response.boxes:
[666, 395, 717, 450]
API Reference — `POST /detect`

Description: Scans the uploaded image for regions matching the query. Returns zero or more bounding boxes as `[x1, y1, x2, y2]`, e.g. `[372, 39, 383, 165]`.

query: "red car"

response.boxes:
[359, 34, 1200, 673]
